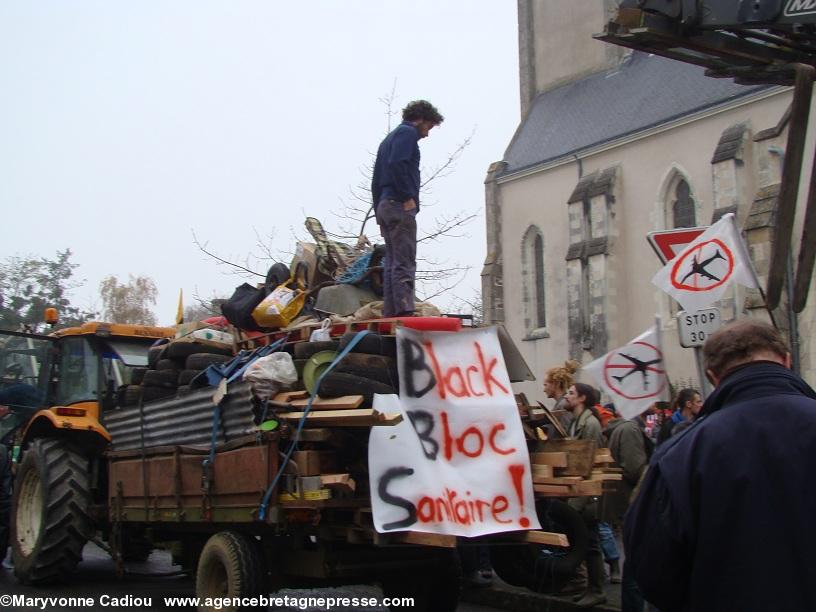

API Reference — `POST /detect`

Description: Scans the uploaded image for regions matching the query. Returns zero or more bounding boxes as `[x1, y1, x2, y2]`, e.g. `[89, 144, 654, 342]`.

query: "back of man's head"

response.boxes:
[703, 319, 789, 382]
[402, 100, 444, 125]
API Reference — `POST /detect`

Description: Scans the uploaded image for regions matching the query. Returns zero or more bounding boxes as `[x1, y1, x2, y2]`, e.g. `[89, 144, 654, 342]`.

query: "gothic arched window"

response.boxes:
[672, 179, 696, 228]
[521, 226, 547, 334]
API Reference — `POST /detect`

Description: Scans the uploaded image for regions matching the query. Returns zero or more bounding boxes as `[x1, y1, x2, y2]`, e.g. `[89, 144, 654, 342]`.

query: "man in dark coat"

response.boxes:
[371, 100, 443, 317]
[624, 319, 816, 612]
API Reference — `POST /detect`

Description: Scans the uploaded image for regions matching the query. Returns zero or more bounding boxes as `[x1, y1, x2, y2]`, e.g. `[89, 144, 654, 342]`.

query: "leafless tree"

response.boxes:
[194, 83, 479, 306]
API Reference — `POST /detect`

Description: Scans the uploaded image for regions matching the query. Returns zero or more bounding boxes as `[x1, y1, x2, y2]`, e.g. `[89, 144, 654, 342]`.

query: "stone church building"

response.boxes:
[483, 1, 815, 402]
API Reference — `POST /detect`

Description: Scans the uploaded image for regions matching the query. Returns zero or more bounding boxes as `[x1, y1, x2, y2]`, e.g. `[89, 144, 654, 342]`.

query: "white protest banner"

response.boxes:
[583, 324, 669, 420]
[651, 213, 757, 313]
[368, 326, 540, 536]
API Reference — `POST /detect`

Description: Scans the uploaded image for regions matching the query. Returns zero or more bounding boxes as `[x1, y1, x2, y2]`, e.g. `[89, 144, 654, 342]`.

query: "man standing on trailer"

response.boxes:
[371, 100, 444, 317]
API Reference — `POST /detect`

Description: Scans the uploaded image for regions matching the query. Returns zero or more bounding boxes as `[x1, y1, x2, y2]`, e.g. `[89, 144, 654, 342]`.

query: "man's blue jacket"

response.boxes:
[372, 121, 420, 210]
[624, 361, 816, 612]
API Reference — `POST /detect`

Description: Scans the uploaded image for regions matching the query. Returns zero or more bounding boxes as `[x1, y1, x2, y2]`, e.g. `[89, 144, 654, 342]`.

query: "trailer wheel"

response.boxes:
[381, 551, 461, 612]
[11, 438, 93, 584]
[196, 531, 265, 611]
[490, 498, 588, 592]
[120, 528, 153, 563]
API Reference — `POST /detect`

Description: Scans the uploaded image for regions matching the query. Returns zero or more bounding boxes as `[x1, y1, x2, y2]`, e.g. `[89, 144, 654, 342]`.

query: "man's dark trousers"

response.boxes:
[376, 199, 416, 317]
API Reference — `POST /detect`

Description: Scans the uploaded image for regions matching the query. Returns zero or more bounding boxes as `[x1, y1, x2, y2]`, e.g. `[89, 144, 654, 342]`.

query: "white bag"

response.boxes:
[243, 353, 298, 400]
[309, 319, 332, 342]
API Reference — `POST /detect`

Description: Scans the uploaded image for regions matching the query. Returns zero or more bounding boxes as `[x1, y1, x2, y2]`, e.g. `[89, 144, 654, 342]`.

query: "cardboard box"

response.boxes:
[291, 450, 338, 476]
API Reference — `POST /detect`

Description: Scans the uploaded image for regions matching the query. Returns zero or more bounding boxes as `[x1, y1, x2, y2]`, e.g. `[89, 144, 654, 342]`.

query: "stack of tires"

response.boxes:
[118, 341, 233, 407]
[293, 332, 399, 405]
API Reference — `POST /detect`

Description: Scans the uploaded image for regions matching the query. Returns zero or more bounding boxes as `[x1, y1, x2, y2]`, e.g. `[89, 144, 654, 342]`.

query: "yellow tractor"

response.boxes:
[0, 317, 174, 583]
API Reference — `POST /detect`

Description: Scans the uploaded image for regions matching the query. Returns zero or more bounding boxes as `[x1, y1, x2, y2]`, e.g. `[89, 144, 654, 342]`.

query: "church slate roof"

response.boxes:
[500, 51, 771, 177]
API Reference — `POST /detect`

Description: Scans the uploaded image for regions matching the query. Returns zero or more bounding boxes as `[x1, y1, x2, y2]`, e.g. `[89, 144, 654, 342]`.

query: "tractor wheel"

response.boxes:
[195, 531, 266, 611]
[11, 438, 93, 584]
[0, 444, 11, 562]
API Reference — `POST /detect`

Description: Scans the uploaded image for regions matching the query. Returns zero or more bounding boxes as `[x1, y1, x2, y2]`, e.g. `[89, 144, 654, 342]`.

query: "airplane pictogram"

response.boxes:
[603, 340, 668, 400]
[679, 249, 726, 285]
[611, 353, 664, 390]
[669, 238, 735, 292]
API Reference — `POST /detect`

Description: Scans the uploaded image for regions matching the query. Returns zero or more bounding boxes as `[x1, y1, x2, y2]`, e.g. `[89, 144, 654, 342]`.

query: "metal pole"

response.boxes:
[694, 346, 712, 397]
[767, 63, 815, 310]
[729, 213, 780, 329]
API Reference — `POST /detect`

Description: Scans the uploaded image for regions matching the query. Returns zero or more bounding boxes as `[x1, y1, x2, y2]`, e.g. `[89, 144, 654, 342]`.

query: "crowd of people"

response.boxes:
[525, 319, 816, 611]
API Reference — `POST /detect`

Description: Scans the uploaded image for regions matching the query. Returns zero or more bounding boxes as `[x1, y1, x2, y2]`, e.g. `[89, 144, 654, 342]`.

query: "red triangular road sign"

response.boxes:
[647, 227, 707, 264]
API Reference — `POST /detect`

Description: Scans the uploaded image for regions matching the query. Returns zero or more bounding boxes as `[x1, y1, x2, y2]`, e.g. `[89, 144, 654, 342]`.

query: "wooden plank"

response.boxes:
[277, 409, 403, 427]
[531, 452, 568, 467]
[296, 428, 333, 442]
[593, 455, 616, 465]
[321, 473, 357, 492]
[274, 390, 309, 402]
[576, 479, 604, 496]
[536, 401, 569, 439]
[534, 484, 574, 495]
[532, 476, 583, 485]
[290, 395, 364, 409]
[591, 472, 622, 481]
[513, 531, 569, 548]
[391, 532, 457, 548]
[532, 464, 554, 479]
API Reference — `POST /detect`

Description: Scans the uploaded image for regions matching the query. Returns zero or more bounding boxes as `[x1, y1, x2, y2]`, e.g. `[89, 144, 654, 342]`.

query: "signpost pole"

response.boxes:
[694, 346, 712, 397]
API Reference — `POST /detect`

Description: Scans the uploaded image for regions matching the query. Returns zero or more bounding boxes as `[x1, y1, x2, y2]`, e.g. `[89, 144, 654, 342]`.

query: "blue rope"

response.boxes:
[336, 250, 373, 284]
[203, 338, 287, 475]
[258, 330, 371, 521]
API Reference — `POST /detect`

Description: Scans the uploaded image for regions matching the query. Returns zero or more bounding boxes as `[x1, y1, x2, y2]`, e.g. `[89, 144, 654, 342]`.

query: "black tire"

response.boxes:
[141, 386, 176, 402]
[490, 498, 588, 592]
[130, 367, 148, 385]
[195, 531, 266, 611]
[178, 369, 203, 386]
[186, 353, 232, 370]
[119, 385, 142, 407]
[156, 358, 181, 371]
[382, 550, 461, 612]
[166, 341, 232, 360]
[339, 332, 397, 359]
[177, 385, 191, 396]
[147, 345, 166, 369]
[265, 263, 291, 292]
[368, 245, 385, 297]
[141, 369, 179, 389]
[11, 439, 93, 584]
[336, 353, 398, 387]
[293, 359, 307, 378]
[294, 340, 340, 360]
[317, 372, 396, 404]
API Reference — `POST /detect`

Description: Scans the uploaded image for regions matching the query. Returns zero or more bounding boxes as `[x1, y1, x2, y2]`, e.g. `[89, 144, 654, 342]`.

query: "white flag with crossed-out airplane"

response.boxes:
[651, 213, 757, 313]
[583, 324, 669, 420]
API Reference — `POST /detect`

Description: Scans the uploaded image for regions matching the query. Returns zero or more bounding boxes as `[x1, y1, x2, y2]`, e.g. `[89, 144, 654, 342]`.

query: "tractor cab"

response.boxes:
[0, 322, 175, 449]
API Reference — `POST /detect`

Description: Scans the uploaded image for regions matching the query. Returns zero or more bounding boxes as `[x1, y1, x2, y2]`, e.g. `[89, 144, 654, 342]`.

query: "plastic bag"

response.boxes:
[243, 353, 298, 400]
[252, 270, 307, 329]
[309, 319, 332, 342]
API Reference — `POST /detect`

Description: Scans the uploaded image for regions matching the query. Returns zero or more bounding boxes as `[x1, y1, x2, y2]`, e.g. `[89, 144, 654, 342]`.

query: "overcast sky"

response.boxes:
[0, 2, 520, 325]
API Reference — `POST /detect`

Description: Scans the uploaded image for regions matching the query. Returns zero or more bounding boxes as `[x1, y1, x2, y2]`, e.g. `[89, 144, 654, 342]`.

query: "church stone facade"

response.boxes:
[483, 0, 813, 402]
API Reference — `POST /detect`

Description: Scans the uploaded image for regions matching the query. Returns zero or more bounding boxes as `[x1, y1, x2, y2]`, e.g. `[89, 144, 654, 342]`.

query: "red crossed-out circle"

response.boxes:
[670, 238, 734, 292]
[603, 341, 667, 400]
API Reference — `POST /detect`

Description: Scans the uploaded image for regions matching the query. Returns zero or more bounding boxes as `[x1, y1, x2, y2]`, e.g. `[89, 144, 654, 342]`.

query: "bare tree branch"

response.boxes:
[192, 229, 264, 279]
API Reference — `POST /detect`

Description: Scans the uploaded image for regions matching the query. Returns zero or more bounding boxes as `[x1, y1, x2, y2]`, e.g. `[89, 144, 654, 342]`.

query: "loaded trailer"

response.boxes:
[2, 317, 614, 611]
